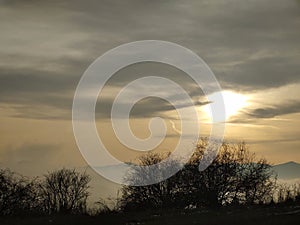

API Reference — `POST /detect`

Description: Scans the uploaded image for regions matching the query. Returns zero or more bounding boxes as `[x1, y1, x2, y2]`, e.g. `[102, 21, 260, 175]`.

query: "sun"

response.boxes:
[202, 90, 248, 122]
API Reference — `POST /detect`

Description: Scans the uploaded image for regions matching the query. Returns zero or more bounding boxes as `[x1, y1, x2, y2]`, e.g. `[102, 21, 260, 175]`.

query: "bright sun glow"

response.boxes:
[202, 90, 248, 122]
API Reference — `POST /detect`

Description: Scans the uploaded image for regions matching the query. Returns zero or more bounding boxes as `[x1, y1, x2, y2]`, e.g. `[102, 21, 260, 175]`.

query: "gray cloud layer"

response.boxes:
[0, 0, 299, 120]
[228, 100, 300, 124]
[247, 100, 300, 119]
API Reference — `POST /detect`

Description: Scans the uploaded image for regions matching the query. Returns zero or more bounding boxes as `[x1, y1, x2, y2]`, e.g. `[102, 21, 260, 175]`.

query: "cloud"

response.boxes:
[0, 61, 211, 120]
[0, 0, 299, 121]
[228, 100, 300, 124]
[246, 101, 300, 119]
[217, 54, 300, 91]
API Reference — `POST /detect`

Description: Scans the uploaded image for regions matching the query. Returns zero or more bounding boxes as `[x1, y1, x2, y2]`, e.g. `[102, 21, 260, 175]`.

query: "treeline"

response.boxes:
[0, 168, 90, 216]
[119, 140, 300, 211]
[1, 140, 300, 216]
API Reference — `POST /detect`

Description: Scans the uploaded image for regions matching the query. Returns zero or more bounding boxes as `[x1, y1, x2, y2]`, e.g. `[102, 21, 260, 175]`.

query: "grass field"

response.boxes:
[1, 205, 300, 225]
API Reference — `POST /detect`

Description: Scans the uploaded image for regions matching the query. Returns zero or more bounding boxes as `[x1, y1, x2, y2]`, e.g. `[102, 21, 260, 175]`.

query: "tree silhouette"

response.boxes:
[39, 168, 91, 214]
[185, 141, 275, 207]
[0, 169, 38, 215]
[120, 152, 181, 211]
[120, 140, 276, 211]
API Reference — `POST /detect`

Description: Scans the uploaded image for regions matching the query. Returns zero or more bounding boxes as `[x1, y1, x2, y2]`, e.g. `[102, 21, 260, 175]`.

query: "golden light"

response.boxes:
[202, 90, 248, 122]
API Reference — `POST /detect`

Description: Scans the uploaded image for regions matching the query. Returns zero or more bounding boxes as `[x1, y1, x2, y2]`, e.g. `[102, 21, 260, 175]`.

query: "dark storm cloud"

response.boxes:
[0, 0, 299, 120]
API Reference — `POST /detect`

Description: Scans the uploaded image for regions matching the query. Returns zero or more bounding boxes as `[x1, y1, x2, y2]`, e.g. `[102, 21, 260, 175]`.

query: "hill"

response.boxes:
[273, 161, 300, 180]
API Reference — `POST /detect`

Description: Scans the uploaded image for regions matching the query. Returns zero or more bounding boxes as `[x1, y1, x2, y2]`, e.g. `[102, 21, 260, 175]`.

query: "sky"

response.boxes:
[0, 0, 300, 198]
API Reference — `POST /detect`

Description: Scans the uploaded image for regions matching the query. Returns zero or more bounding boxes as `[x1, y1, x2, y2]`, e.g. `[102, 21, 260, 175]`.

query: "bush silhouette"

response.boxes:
[0, 169, 39, 215]
[120, 140, 276, 211]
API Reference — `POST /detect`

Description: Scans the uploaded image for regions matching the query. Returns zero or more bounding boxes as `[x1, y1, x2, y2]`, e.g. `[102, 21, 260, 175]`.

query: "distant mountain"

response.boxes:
[272, 161, 300, 180]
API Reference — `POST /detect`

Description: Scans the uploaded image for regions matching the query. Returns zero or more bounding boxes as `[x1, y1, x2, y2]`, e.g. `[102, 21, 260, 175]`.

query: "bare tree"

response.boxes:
[120, 140, 276, 211]
[185, 141, 276, 207]
[0, 169, 39, 215]
[120, 152, 181, 211]
[39, 168, 91, 214]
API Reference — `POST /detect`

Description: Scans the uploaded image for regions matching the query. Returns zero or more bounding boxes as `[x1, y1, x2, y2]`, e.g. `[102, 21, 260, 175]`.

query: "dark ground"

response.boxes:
[1, 205, 300, 225]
